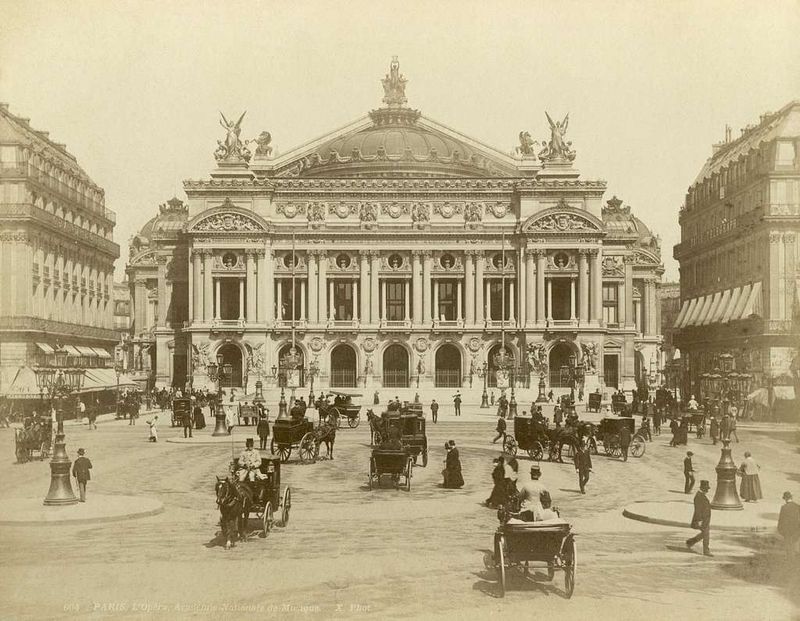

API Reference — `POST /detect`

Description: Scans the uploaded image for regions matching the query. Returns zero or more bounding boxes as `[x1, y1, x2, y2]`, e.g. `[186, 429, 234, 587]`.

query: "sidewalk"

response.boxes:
[0, 494, 164, 526]
[623, 498, 777, 533]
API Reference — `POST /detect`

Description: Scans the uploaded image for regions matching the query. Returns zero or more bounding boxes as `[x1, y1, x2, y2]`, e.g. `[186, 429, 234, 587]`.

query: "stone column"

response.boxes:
[412, 251, 423, 324]
[256, 251, 265, 322]
[536, 250, 546, 324]
[578, 250, 589, 322]
[203, 251, 213, 322]
[433, 280, 439, 320]
[306, 251, 318, 322]
[317, 252, 328, 323]
[570, 278, 576, 321]
[525, 249, 536, 326]
[485, 280, 492, 321]
[192, 251, 202, 323]
[591, 249, 602, 323]
[422, 251, 432, 323]
[474, 251, 484, 325]
[456, 280, 463, 322]
[547, 278, 553, 321]
[238, 278, 245, 320]
[263, 249, 274, 324]
[246, 252, 256, 322]
[360, 251, 370, 323]
[404, 280, 410, 321]
[300, 280, 306, 321]
[214, 278, 221, 320]
[380, 280, 386, 321]
[276, 280, 283, 319]
[785, 232, 796, 322]
[353, 279, 359, 321]
[464, 252, 475, 325]
[135, 280, 147, 333]
[329, 280, 335, 320]
[508, 281, 515, 323]
[157, 256, 167, 327]
[642, 279, 652, 335]
[634, 299, 642, 333]
[624, 256, 634, 327]
[370, 251, 380, 324]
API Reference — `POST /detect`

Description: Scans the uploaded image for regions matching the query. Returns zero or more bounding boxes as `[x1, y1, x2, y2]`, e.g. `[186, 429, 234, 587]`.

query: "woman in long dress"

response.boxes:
[442, 440, 464, 489]
[738, 451, 763, 502]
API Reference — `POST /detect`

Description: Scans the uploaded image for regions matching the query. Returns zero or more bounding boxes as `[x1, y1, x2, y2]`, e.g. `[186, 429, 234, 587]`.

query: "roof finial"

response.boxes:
[382, 56, 408, 109]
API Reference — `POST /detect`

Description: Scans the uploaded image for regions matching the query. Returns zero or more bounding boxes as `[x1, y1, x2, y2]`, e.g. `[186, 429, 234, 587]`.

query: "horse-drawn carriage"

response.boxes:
[171, 397, 191, 427]
[368, 405, 428, 467]
[271, 404, 336, 463]
[15, 419, 52, 463]
[611, 393, 629, 415]
[215, 457, 292, 549]
[504, 415, 594, 463]
[493, 519, 577, 598]
[368, 448, 414, 491]
[316, 390, 362, 429]
[596, 417, 645, 458]
[686, 412, 706, 437]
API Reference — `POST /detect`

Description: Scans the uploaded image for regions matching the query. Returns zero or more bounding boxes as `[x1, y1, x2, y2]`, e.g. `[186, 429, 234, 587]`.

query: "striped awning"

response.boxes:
[91, 348, 112, 359]
[75, 346, 98, 357]
[721, 287, 742, 323]
[36, 343, 55, 354]
[676, 282, 763, 328]
[63, 345, 82, 357]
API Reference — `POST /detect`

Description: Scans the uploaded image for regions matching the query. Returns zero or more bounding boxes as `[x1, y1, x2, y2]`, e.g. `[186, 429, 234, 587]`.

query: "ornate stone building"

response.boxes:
[127, 59, 664, 400]
[673, 100, 800, 404]
[0, 103, 119, 399]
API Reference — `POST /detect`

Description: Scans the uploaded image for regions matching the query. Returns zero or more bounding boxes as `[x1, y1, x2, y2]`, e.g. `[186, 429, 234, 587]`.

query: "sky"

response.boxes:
[2, 0, 799, 282]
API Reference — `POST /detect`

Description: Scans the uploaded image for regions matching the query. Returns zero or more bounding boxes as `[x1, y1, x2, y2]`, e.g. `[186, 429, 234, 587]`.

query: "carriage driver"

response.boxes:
[237, 438, 267, 482]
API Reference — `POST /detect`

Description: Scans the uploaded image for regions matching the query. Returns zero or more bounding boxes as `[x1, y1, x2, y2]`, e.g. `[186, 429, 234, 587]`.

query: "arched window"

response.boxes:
[330, 344, 357, 387]
[435, 344, 461, 388]
[382, 344, 409, 388]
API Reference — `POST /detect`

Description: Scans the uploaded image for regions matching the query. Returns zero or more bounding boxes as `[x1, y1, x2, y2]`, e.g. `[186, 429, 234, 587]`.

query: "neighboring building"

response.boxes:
[0, 103, 120, 403]
[673, 100, 800, 407]
[127, 59, 664, 400]
[658, 282, 680, 362]
[113, 281, 131, 336]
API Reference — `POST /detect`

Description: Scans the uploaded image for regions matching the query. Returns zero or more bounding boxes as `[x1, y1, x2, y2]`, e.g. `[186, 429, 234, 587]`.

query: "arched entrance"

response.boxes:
[217, 343, 243, 388]
[278, 344, 305, 387]
[549, 342, 576, 388]
[330, 344, 357, 388]
[382, 344, 409, 388]
[487, 344, 515, 388]
[435, 344, 462, 388]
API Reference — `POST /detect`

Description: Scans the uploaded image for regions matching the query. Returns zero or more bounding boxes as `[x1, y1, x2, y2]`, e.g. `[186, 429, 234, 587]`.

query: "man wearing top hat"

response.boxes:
[71, 448, 92, 502]
[516, 464, 549, 521]
[686, 479, 713, 556]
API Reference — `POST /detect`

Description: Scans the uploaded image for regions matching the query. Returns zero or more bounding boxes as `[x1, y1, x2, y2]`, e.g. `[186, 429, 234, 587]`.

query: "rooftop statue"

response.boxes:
[382, 56, 408, 108]
[254, 131, 273, 158]
[516, 131, 537, 158]
[538, 112, 576, 162]
[214, 111, 251, 162]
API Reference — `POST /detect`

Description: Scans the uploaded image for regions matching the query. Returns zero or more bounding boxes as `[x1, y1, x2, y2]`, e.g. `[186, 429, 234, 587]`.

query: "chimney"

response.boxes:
[725, 124, 732, 143]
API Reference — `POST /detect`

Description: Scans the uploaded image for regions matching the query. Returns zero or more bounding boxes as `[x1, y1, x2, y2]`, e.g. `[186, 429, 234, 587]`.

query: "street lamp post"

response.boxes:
[306, 357, 319, 405]
[35, 364, 86, 506]
[208, 353, 229, 437]
[281, 346, 301, 416]
[477, 362, 489, 408]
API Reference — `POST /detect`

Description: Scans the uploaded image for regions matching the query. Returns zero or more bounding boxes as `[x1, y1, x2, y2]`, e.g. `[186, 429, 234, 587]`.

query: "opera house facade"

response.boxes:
[126, 59, 664, 400]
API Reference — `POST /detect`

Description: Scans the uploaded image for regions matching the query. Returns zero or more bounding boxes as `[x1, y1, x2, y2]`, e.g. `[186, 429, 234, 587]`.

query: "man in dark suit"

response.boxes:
[71, 448, 93, 502]
[574, 440, 592, 494]
[452, 392, 462, 417]
[182, 404, 194, 438]
[686, 479, 712, 556]
[619, 425, 631, 462]
[684, 451, 695, 493]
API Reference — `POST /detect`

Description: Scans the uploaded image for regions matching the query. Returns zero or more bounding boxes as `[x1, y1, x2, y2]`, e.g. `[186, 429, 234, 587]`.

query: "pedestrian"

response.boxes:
[453, 392, 462, 417]
[430, 399, 439, 424]
[492, 416, 507, 444]
[442, 440, 464, 488]
[87, 400, 98, 430]
[257, 410, 270, 450]
[728, 411, 739, 443]
[574, 439, 592, 494]
[497, 394, 508, 419]
[553, 405, 563, 428]
[486, 456, 506, 508]
[618, 424, 631, 461]
[778, 491, 800, 558]
[504, 457, 519, 509]
[182, 403, 193, 438]
[709, 416, 719, 445]
[490, 391, 495, 406]
[147, 414, 159, 442]
[737, 451, 763, 502]
[71, 448, 92, 502]
[684, 451, 695, 494]
[653, 407, 661, 436]
[78, 399, 87, 425]
[686, 480, 713, 556]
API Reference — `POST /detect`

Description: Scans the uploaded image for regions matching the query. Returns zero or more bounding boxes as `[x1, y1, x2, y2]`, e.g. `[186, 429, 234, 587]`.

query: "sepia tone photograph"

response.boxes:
[1, 1, 799, 619]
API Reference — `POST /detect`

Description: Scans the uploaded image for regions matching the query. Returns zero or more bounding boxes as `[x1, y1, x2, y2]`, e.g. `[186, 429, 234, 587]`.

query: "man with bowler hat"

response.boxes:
[72, 448, 92, 502]
[574, 439, 592, 494]
[686, 480, 713, 556]
[684, 451, 695, 494]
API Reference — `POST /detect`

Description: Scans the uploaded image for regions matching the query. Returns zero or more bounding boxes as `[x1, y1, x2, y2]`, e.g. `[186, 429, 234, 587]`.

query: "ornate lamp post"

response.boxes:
[114, 339, 124, 419]
[281, 346, 302, 414]
[306, 357, 319, 405]
[208, 353, 229, 436]
[477, 362, 489, 408]
[710, 439, 743, 510]
[494, 346, 513, 417]
[271, 364, 287, 418]
[35, 364, 86, 505]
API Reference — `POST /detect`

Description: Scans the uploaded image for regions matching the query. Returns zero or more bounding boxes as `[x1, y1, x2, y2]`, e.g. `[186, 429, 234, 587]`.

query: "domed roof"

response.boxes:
[602, 196, 661, 253]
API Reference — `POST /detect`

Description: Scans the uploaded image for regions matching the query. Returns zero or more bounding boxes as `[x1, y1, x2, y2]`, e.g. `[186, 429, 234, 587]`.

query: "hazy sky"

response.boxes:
[2, 0, 799, 281]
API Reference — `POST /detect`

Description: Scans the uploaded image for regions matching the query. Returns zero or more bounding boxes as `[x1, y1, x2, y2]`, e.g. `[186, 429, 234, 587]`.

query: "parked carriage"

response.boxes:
[597, 417, 645, 458]
[493, 519, 577, 598]
[686, 412, 706, 437]
[15, 420, 52, 463]
[502, 416, 550, 460]
[587, 392, 602, 413]
[270, 415, 315, 463]
[368, 448, 414, 491]
[370, 405, 428, 467]
[316, 390, 362, 429]
[611, 393, 629, 415]
[218, 457, 291, 537]
[171, 398, 191, 427]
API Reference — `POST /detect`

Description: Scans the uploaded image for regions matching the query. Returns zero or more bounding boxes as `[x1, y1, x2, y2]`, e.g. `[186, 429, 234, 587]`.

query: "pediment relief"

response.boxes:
[522, 208, 603, 235]
[130, 251, 159, 266]
[188, 205, 268, 233]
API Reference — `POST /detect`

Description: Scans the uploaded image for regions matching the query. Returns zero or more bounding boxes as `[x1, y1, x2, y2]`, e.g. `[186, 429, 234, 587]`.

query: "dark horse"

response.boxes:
[215, 477, 253, 549]
[547, 421, 595, 462]
[315, 420, 337, 460]
[366, 409, 385, 445]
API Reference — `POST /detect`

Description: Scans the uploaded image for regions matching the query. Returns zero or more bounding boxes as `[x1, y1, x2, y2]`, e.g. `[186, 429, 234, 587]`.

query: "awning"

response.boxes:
[63, 345, 82, 357]
[0, 366, 41, 399]
[91, 348, 112, 359]
[679, 298, 698, 328]
[701, 292, 722, 325]
[722, 287, 742, 323]
[691, 295, 712, 326]
[711, 288, 731, 324]
[75, 368, 138, 394]
[75, 346, 98, 357]
[731, 284, 751, 320]
[36, 343, 55, 354]
[746, 386, 796, 406]
[673, 300, 690, 329]
[738, 281, 763, 319]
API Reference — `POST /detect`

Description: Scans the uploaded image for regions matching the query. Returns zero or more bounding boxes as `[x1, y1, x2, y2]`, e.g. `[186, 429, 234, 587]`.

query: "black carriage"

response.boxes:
[686, 412, 706, 437]
[502, 415, 550, 460]
[597, 417, 645, 458]
[368, 448, 414, 491]
[493, 520, 577, 598]
[228, 457, 292, 535]
[171, 398, 191, 427]
[14, 419, 52, 463]
[270, 416, 315, 463]
[587, 392, 602, 413]
[316, 390, 362, 429]
[611, 393, 629, 415]
[372, 406, 428, 467]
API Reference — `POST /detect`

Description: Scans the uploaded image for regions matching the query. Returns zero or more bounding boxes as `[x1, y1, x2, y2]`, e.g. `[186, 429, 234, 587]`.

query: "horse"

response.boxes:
[15, 424, 48, 463]
[314, 420, 337, 460]
[214, 477, 253, 549]
[366, 409, 384, 445]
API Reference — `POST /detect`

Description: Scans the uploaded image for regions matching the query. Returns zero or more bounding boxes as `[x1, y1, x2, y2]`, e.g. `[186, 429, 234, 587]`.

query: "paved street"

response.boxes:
[1, 405, 798, 620]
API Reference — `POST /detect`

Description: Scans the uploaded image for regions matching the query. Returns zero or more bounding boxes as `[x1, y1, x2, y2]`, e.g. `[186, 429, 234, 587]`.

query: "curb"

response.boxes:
[622, 504, 771, 533]
[0, 495, 165, 527]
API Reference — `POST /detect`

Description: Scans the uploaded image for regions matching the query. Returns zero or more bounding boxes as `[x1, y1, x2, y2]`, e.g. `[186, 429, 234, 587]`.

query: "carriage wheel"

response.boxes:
[502, 435, 518, 456]
[262, 502, 274, 536]
[527, 441, 544, 461]
[298, 433, 317, 464]
[631, 437, 646, 458]
[270, 437, 277, 455]
[281, 487, 291, 526]
[405, 458, 412, 492]
[277, 445, 292, 463]
[495, 535, 507, 597]
[421, 449, 428, 468]
[563, 536, 577, 598]
[333, 408, 343, 429]
[348, 414, 360, 429]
